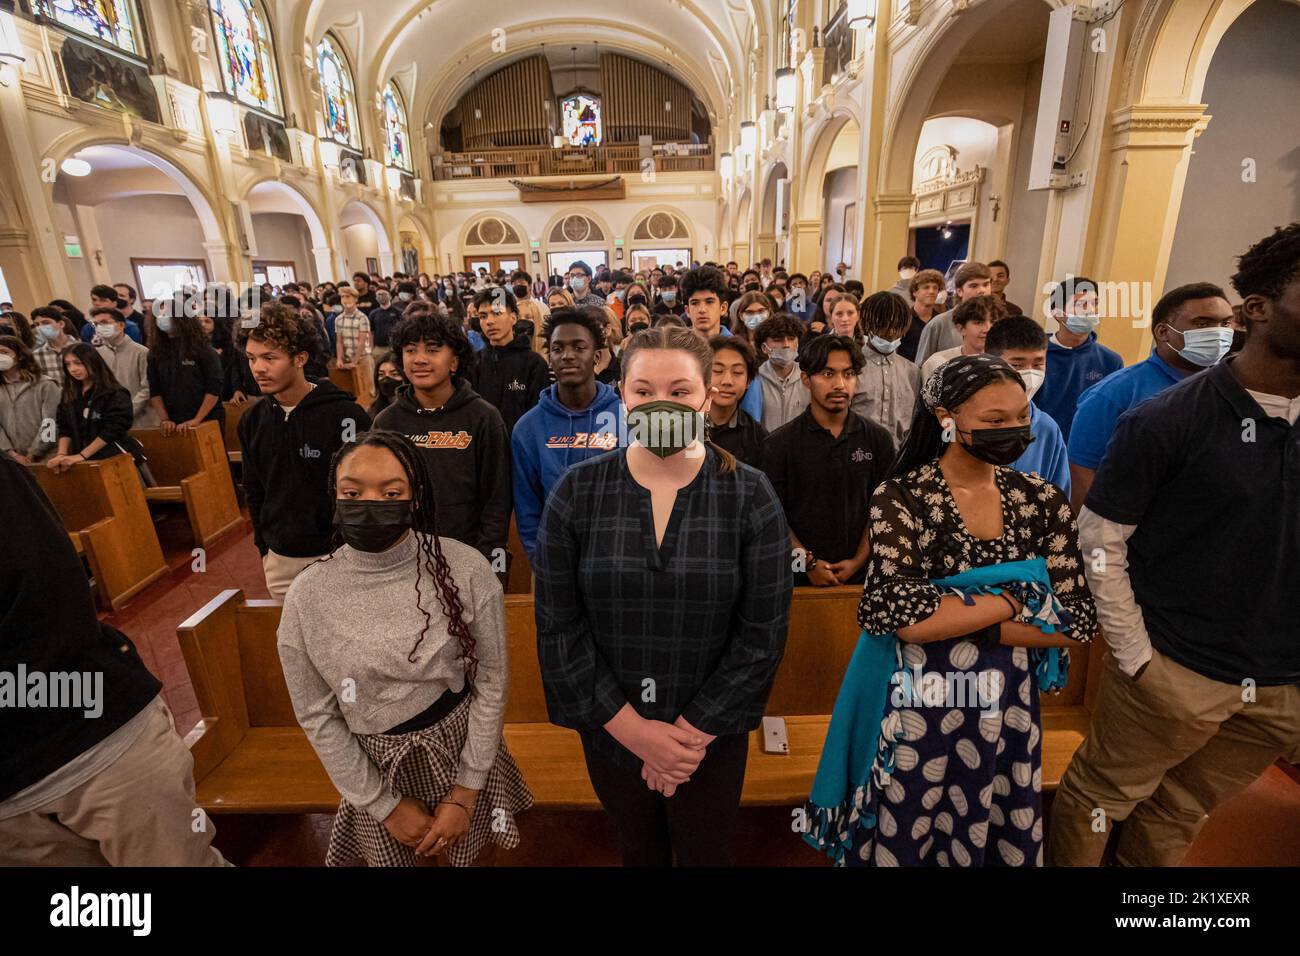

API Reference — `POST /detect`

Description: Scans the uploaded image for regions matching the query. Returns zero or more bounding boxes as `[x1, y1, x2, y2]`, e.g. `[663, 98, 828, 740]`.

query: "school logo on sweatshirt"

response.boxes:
[299, 444, 321, 459]
[410, 430, 473, 450]
[546, 432, 618, 451]
[507, 379, 526, 391]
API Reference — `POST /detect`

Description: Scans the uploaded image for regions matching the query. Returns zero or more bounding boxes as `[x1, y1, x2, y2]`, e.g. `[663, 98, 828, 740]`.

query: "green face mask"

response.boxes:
[626, 398, 705, 459]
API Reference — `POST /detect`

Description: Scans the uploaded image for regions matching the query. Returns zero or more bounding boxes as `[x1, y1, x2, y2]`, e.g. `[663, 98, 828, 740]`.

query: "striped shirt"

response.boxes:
[34, 342, 71, 384]
[334, 310, 370, 362]
[534, 446, 793, 768]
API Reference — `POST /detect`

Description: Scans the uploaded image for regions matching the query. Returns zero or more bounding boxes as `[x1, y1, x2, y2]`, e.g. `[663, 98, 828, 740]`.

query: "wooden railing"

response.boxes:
[432, 143, 713, 181]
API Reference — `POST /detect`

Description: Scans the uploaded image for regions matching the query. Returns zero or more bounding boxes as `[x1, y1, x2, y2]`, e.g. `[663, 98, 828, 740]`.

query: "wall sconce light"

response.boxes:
[775, 68, 796, 114]
[386, 166, 403, 193]
[720, 151, 733, 181]
[739, 121, 756, 157]
[847, 0, 877, 29]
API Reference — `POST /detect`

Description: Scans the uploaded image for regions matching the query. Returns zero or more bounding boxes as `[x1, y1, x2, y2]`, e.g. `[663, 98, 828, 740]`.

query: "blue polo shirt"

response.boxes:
[1068, 349, 1191, 469]
[1033, 332, 1123, 442]
[1084, 357, 1300, 684]
[1012, 403, 1070, 497]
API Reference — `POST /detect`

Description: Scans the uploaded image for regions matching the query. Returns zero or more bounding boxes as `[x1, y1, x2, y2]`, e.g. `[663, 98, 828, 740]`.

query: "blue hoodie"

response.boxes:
[1012, 403, 1071, 498]
[511, 381, 624, 560]
[1033, 331, 1123, 442]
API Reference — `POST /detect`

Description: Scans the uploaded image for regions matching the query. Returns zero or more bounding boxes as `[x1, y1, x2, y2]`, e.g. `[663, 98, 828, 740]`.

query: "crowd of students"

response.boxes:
[1, 221, 1296, 869]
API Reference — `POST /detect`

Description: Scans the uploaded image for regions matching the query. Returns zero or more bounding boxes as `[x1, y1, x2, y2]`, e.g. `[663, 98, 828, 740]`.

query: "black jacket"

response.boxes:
[708, 407, 767, 469]
[472, 335, 550, 433]
[0, 457, 161, 800]
[238, 380, 371, 557]
[368, 307, 401, 348]
[56, 386, 144, 463]
[147, 344, 225, 427]
[373, 380, 511, 561]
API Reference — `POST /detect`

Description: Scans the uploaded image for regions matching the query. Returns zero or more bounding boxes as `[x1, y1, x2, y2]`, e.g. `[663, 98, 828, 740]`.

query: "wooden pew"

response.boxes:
[505, 516, 533, 594]
[328, 362, 374, 411]
[222, 399, 258, 464]
[179, 587, 1099, 815]
[29, 454, 168, 611]
[132, 421, 243, 549]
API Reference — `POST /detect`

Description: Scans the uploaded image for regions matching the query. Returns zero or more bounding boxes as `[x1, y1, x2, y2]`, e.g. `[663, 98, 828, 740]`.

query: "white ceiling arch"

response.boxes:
[287, 0, 759, 134]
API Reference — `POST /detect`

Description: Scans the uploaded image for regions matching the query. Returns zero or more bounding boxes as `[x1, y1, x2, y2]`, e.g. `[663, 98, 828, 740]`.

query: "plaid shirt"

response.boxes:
[34, 342, 69, 384]
[334, 310, 371, 362]
[534, 447, 793, 767]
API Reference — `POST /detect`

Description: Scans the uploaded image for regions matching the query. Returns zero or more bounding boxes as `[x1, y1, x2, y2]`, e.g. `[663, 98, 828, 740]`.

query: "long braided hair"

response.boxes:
[325, 431, 478, 681]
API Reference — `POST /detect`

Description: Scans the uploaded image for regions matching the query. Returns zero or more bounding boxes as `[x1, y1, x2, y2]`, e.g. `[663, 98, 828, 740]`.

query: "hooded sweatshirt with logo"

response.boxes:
[373, 379, 511, 562]
[472, 334, 551, 433]
[511, 381, 624, 560]
[238, 379, 371, 558]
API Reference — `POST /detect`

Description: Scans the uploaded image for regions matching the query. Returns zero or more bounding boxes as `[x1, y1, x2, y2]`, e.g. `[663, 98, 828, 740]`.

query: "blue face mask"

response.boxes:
[37, 324, 61, 343]
[870, 334, 901, 354]
[1063, 312, 1099, 336]
[744, 310, 768, 330]
[661, 291, 677, 305]
[569, 276, 588, 295]
[1168, 325, 1233, 367]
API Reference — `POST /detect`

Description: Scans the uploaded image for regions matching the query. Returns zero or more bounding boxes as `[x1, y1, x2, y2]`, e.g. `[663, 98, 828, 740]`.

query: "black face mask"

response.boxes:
[629, 322, 650, 335]
[334, 499, 412, 553]
[512, 284, 529, 298]
[627, 295, 647, 306]
[378, 377, 400, 399]
[958, 425, 1034, 466]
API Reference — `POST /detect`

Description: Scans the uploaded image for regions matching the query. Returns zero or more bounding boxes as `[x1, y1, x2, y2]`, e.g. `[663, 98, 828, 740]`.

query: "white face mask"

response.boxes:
[899, 268, 917, 281]
[0, 354, 14, 372]
[1019, 368, 1045, 401]
[95, 323, 118, 341]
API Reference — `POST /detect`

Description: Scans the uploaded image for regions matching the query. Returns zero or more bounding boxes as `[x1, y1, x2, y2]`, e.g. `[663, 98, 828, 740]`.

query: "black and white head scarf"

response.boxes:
[920, 353, 1023, 412]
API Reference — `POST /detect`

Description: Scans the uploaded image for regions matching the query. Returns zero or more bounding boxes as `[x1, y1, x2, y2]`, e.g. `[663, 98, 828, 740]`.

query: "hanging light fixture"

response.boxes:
[60, 156, 92, 178]
[775, 68, 796, 114]
[720, 152, 733, 181]
[847, 0, 877, 29]
[739, 121, 756, 157]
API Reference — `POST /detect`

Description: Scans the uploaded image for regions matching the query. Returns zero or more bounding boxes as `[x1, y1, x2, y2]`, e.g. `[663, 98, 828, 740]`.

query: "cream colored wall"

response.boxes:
[1165, 0, 1300, 294]
[92, 195, 209, 292]
[251, 213, 317, 283]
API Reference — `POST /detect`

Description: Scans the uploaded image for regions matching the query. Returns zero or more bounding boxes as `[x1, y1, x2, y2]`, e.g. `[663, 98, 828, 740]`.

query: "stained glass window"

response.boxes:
[382, 83, 412, 172]
[37, 0, 144, 56]
[317, 35, 360, 149]
[211, 0, 281, 115]
[561, 94, 602, 147]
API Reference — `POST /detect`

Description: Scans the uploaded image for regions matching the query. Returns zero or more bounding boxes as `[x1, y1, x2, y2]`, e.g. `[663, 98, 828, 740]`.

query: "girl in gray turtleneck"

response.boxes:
[278, 432, 532, 866]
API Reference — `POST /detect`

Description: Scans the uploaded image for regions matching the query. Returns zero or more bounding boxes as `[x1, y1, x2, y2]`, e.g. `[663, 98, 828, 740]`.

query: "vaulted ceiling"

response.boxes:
[278, 0, 770, 134]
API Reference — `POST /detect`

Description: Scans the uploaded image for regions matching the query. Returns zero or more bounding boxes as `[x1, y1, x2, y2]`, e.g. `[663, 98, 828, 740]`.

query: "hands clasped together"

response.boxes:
[382, 786, 477, 859]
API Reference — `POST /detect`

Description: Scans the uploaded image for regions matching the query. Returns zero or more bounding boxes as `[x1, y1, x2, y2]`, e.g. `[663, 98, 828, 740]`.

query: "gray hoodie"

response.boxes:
[0, 376, 60, 459]
[757, 359, 810, 434]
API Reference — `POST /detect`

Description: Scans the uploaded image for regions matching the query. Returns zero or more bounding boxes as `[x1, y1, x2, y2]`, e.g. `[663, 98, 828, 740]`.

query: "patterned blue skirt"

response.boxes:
[846, 638, 1044, 867]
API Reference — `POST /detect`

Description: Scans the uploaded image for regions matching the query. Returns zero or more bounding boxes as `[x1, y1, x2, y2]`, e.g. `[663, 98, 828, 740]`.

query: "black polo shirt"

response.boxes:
[708, 406, 767, 469]
[762, 405, 895, 583]
[1085, 356, 1300, 685]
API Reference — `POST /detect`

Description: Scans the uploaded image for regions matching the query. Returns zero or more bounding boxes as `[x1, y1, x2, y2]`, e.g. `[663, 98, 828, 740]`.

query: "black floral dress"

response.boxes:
[848, 460, 1098, 867]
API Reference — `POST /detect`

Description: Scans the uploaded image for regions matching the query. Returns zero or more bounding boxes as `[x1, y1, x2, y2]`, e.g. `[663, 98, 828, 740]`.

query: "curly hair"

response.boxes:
[325, 431, 478, 679]
[389, 311, 477, 384]
[1231, 222, 1300, 301]
[236, 302, 315, 355]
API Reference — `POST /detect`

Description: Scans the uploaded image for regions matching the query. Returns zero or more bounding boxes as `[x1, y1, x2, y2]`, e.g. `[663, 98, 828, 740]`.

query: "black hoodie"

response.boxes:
[238, 379, 370, 557]
[0, 457, 161, 800]
[373, 379, 511, 562]
[472, 334, 550, 433]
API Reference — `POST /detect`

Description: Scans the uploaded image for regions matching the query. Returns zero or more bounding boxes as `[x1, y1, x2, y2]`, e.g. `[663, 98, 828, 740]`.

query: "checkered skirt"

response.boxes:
[325, 695, 534, 867]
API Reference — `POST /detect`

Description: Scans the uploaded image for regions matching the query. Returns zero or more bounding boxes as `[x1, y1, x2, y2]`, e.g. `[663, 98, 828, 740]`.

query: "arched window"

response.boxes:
[382, 83, 412, 172]
[317, 35, 360, 149]
[210, 0, 281, 115]
[37, 0, 145, 56]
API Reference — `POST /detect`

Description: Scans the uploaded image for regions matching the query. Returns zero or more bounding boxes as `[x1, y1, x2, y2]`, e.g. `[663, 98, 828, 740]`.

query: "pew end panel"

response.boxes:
[133, 422, 243, 549]
[28, 455, 168, 610]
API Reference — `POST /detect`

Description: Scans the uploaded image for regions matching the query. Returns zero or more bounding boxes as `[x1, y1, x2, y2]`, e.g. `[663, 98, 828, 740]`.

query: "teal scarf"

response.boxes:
[802, 557, 1074, 863]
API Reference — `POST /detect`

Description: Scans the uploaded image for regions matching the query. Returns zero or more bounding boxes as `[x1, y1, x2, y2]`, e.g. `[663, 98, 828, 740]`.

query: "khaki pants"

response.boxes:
[0, 698, 230, 866]
[262, 550, 325, 599]
[1048, 648, 1300, 867]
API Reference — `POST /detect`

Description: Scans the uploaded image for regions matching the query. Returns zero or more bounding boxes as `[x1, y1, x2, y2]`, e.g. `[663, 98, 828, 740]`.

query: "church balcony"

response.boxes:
[431, 142, 713, 182]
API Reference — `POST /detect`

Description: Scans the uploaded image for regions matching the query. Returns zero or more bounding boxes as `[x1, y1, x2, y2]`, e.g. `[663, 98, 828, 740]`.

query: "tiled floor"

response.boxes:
[101, 511, 1300, 867]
